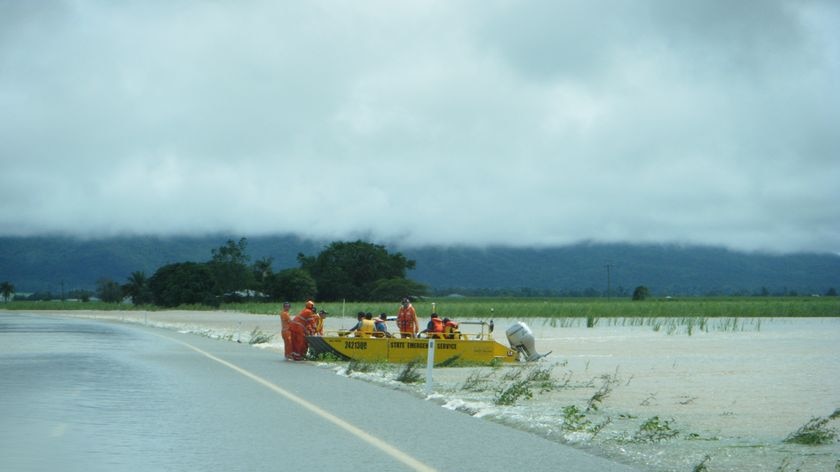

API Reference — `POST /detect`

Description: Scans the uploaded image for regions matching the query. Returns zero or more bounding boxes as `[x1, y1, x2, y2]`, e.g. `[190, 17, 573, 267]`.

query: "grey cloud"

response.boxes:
[1, 0, 838, 253]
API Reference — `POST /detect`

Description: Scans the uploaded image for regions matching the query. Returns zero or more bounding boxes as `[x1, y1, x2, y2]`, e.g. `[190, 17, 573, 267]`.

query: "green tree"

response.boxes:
[208, 238, 255, 296]
[69, 289, 93, 302]
[97, 278, 123, 303]
[632, 285, 650, 301]
[826, 287, 837, 297]
[0, 281, 14, 302]
[123, 271, 152, 305]
[252, 256, 274, 292]
[211, 237, 250, 265]
[297, 240, 418, 301]
[149, 262, 217, 307]
[266, 268, 317, 302]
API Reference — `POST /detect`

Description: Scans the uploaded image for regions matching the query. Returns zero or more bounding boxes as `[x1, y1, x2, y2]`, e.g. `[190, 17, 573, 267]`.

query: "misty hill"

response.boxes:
[1, 235, 838, 296]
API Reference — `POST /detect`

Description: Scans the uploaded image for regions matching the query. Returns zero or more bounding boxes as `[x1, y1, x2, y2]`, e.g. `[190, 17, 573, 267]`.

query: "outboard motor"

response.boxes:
[506, 322, 549, 362]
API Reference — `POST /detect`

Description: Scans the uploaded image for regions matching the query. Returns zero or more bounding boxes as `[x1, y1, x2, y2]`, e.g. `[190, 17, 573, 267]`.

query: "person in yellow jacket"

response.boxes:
[347, 312, 376, 338]
[279, 302, 293, 360]
[314, 310, 327, 335]
[359, 312, 376, 337]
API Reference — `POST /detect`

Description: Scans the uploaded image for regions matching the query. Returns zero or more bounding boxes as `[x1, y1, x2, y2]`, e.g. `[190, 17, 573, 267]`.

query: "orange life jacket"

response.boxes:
[397, 305, 417, 334]
[444, 320, 459, 339]
[428, 317, 444, 337]
[292, 308, 316, 334]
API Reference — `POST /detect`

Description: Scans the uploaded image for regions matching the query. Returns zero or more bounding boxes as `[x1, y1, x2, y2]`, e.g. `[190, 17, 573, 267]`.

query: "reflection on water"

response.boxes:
[0, 314, 221, 472]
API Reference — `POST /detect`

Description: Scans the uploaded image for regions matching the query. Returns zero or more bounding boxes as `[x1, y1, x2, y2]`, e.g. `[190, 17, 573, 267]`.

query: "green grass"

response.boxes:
[3, 296, 838, 318]
[247, 327, 273, 344]
[232, 297, 839, 318]
[783, 409, 840, 445]
[0, 300, 158, 311]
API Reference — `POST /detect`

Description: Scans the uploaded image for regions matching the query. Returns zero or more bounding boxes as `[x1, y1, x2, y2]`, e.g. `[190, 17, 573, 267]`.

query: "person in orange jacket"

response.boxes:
[420, 313, 444, 338]
[289, 300, 317, 360]
[443, 317, 460, 339]
[279, 302, 293, 360]
[396, 298, 418, 338]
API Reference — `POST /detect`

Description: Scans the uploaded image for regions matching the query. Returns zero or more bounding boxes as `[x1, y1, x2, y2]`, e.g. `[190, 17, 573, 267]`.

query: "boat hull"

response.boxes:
[306, 335, 518, 364]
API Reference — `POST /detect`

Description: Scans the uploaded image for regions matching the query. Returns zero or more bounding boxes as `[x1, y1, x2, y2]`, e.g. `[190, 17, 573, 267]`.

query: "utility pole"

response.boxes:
[604, 264, 612, 300]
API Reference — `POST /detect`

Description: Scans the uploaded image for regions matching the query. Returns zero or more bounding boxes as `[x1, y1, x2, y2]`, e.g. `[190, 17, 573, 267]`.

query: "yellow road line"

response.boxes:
[162, 334, 437, 472]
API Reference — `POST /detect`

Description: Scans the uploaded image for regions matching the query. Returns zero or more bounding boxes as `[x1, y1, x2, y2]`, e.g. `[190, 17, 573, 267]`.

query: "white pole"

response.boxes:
[425, 339, 435, 395]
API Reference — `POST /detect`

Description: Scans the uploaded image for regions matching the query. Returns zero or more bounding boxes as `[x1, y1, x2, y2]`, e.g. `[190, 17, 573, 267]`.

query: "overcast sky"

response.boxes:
[1, 1, 838, 253]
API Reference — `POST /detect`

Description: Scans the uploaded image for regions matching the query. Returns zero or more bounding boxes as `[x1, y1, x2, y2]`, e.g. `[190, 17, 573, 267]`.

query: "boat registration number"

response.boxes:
[344, 340, 368, 350]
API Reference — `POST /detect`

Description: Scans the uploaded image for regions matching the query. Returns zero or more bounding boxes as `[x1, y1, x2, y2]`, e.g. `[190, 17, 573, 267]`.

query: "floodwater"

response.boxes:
[428, 317, 840, 471]
[12, 310, 839, 471]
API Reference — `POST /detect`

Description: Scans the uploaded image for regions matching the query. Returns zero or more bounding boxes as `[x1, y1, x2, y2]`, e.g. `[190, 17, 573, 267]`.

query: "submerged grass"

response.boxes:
[633, 416, 680, 442]
[396, 362, 422, 384]
[783, 409, 840, 445]
[247, 327, 272, 344]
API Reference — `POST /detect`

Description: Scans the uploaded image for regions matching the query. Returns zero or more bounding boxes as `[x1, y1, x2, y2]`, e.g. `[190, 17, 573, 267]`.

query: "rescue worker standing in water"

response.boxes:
[397, 298, 418, 338]
[290, 300, 317, 360]
[280, 302, 293, 360]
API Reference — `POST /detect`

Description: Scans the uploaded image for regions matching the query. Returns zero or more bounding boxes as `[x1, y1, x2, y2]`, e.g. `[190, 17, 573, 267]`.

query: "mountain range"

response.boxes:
[1, 235, 838, 297]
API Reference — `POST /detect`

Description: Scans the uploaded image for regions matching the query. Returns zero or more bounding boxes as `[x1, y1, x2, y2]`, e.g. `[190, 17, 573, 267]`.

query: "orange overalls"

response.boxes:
[280, 308, 293, 359]
[290, 307, 316, 361]
[397, 304, 418, 338]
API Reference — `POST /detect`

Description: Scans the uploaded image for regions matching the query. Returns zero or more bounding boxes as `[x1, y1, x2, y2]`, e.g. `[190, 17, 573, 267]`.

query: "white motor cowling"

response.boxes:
[506, 322, 549, 362]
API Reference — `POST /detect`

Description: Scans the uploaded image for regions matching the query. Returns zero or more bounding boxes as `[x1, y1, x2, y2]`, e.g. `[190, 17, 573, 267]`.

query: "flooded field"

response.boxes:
[38, 311, 840, 471]
[422, 317, 840, 471]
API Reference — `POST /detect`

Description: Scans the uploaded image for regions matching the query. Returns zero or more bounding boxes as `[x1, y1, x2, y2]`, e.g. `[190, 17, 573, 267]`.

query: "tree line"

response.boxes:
[3, 238, 837, 305]
[75, 238, 428, 307]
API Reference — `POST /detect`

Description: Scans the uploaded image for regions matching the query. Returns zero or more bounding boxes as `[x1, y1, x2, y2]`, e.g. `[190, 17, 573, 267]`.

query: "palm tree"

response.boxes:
[1, 281, 15, 303]
[123, 271, 150, 305]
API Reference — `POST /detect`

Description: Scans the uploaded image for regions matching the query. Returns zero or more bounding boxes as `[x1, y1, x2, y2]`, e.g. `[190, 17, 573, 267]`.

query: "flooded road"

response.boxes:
[6, 310, 837, 471]
[0, 312, 639, 472]
[0, 313, 307, 472]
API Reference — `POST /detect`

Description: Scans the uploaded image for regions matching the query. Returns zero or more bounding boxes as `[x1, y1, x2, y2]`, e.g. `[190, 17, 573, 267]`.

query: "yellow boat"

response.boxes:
[306, 321, 520, 365]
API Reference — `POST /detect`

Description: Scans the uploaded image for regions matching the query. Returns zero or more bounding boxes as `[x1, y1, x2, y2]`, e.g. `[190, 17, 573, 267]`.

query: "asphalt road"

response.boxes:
[0, 313, 639, 472]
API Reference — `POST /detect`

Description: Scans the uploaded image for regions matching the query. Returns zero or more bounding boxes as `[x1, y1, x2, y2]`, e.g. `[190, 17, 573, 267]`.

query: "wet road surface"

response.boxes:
[0, 312, 638, 471]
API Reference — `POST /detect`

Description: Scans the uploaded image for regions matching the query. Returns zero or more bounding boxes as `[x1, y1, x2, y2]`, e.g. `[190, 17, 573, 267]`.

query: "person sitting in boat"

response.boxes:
[420, 313, 445, 339]
[346, 312, 364, 334]
[348, 312, 376, 338]
[442, 317, 460, 339]
[374, 313, 393, 338]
